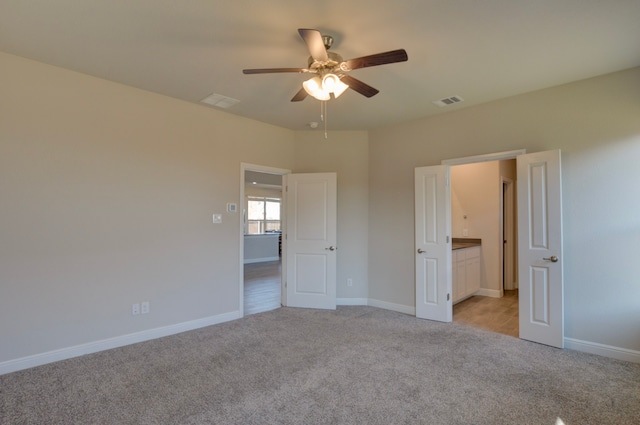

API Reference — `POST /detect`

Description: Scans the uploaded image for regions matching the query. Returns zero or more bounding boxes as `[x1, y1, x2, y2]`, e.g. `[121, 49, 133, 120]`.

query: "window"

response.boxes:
[247, 196, 281, 234]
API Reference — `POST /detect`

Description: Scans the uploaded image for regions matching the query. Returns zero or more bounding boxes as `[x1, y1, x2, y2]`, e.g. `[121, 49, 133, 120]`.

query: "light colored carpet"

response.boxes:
[1, 306, 639, 424]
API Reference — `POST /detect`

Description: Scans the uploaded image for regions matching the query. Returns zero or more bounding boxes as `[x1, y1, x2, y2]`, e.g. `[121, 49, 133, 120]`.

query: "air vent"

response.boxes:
[201, 93, 240, 109]
[432, 95, 464, 108]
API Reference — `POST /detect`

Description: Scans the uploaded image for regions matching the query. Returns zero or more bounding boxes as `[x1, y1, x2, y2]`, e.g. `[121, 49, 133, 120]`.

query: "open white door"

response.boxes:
[517, 150, 564, 348]
[285, 173, 337, 310]
[415, 165, 452, 322]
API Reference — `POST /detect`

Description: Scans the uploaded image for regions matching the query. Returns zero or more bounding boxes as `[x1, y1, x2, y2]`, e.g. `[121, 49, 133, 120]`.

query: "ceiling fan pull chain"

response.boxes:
[324, 101, 328, 139]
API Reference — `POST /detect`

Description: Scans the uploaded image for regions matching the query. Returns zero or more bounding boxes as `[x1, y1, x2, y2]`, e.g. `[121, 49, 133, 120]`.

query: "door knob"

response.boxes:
[417, 248, 425, 254]
[325, 246, 336, 251]
[543, 255, 559, 262]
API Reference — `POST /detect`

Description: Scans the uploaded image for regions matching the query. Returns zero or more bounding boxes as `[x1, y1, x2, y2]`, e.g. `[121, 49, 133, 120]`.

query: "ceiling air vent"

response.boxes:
[201, 93, 240, 109]
[432, 95, 464, 108]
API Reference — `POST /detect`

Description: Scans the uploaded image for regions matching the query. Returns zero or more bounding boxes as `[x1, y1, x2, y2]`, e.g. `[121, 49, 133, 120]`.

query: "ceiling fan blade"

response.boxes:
[340, 75, 379, 98]
[298, 28, 328, 62]
[291, 87, 308, 102]
[243, 68, 308, 74]
[342, 49, 408, 71]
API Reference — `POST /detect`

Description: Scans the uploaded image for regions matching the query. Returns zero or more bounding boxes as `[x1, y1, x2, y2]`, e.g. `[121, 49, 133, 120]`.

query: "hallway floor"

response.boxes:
[453, 290, 519, 338]
[244, 260, 281, 315]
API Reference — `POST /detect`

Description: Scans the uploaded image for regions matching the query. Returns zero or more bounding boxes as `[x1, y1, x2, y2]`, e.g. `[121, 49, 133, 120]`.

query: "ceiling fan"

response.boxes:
[243, 28, 408, 102]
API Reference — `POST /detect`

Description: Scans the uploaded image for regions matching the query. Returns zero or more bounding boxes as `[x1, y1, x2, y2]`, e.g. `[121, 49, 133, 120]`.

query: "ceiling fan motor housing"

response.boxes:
[322, 35, 334, 50]
[307, 51, 344, 74]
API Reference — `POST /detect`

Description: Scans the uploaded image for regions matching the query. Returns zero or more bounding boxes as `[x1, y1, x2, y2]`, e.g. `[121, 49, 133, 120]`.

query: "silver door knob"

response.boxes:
[417, 248, 425, 254]
[325, 246, 336, 251]
[543, 255, 559, 262]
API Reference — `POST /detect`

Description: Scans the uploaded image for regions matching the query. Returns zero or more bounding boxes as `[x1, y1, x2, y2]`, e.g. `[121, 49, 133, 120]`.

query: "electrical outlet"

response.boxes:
[347, 278, 353, 287]
[132, 303, 140, 316]
[141, 301, 150, 314]
[463, 229, 469, 236]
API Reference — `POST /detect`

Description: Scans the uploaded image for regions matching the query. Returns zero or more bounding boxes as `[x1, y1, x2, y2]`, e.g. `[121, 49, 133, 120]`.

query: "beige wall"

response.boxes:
[293, 131, 369, 300]
[2, 48, 639, 365]
[0, 51, 370, 365]
[0, 52, 296, 362]
[369, 66, 640, 351]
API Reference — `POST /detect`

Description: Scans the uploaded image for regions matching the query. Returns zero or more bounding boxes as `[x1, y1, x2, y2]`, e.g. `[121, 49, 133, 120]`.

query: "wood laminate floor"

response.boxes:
[244, 260, 282, 315]
[453, 290, 519, 338]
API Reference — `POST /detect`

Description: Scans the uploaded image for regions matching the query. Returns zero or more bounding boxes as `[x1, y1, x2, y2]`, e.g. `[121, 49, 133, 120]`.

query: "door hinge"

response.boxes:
[446, 236, 450, 243]
[447, 293, 450, 301]
[284, 281, 287, 288]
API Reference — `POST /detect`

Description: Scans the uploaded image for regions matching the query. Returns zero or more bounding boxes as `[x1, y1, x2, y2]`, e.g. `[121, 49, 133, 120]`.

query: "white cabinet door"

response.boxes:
[285, 173, 337, 310]
[452, 246, 480, 303]
[517, 150, 564, 348]
[465, 247, 481, 295]
[453, 251, 466, 302]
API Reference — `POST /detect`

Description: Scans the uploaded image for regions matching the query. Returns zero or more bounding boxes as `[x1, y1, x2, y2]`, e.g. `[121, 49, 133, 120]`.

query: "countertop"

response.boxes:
[452, 238, 481, 250]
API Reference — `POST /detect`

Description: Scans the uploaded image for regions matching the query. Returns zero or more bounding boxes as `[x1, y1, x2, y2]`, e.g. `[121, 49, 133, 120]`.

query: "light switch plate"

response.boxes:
[213, 213, 222, 224]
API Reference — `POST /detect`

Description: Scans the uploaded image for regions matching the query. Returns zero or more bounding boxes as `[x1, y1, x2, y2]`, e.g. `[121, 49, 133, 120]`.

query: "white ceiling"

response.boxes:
[1, 0, 639, 131]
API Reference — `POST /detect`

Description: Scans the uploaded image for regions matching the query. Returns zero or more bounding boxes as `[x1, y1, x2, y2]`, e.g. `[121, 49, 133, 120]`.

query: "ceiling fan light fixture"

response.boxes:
[322, 73, 349, 98]
[303, 76, 330, 101]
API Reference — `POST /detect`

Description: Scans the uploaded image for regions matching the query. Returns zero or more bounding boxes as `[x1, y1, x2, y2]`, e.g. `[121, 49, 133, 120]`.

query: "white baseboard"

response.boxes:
[337, 298, 368, 306]
[363, 300, 640, 364]
[564, 338, 640, 364]
[0, 310, 242, 376]
[474, 288, 502, 298]
[367, 298, 415, 315]
[6, 305, 637, 377]
[243, 256, 279, 264]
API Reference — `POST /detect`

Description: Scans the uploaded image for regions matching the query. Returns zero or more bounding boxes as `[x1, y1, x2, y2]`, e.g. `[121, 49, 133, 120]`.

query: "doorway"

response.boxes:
[239, 163, 289, 317]
[449, 160, 518, 337]
[415, 149, 564, 347]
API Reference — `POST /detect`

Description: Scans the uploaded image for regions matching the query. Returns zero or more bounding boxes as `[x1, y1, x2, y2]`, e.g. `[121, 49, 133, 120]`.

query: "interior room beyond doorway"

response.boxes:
[450, 159, 518, 338]
[242, 168, 285, 316]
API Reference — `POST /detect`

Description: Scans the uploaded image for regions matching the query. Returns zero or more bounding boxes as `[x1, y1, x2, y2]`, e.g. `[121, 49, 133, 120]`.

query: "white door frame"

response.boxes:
[441, 150, 527, 167]
[501, 177, 516, 293]
[239, 163, 290, 317]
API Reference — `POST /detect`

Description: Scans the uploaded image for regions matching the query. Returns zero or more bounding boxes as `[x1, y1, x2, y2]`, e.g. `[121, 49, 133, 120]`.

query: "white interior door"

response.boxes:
[285, 173, 337, 310]
[517, 150, 564, 348]
[415, 165, 452, 322]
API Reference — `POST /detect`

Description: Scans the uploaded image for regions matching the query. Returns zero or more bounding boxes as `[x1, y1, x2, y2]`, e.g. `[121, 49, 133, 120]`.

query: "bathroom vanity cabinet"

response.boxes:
[452, 245, 481, 303]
